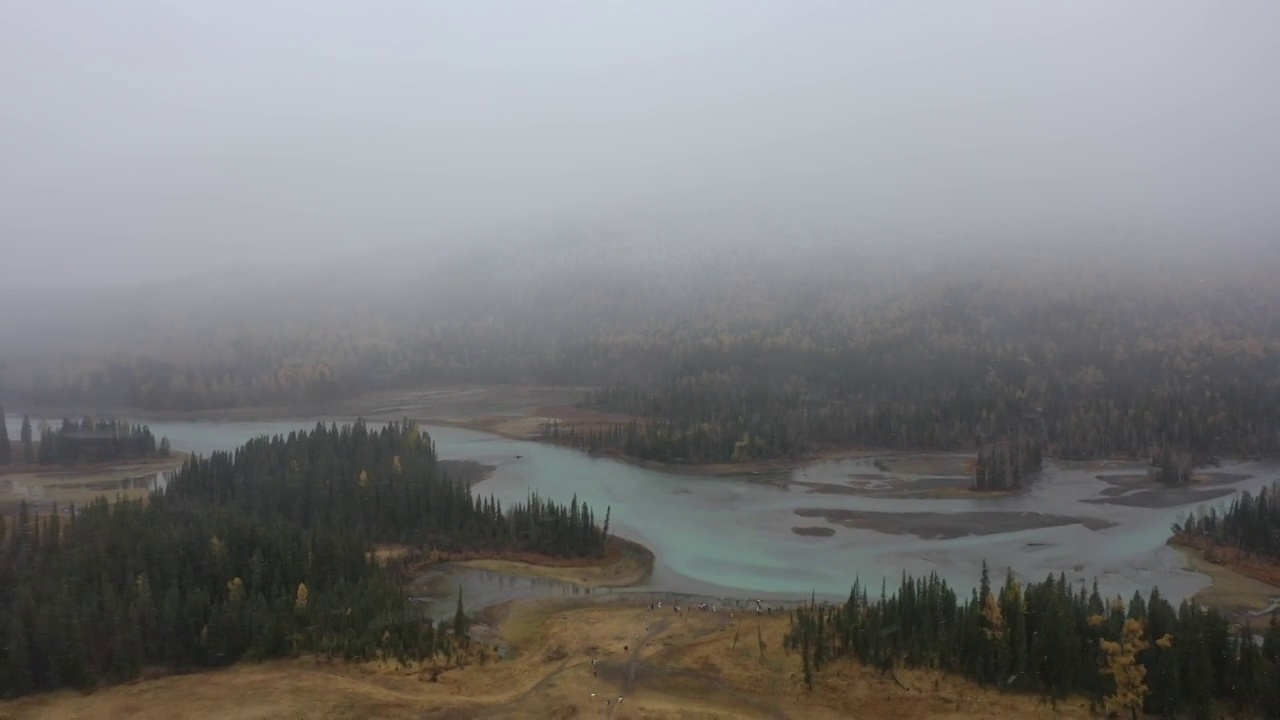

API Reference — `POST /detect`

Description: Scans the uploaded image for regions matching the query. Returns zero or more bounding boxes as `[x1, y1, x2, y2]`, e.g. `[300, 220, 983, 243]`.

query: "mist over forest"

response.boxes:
[3, 221, 1278, 471]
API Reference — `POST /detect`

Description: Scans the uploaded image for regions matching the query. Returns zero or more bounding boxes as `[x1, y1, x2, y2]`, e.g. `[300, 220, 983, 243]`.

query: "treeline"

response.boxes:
[34, 416, 165, 466]
[545, 416, 804, 464]
[973, 438, 1043, 491]
[0, 420, 610, 698]
[0, 411, 166, 467]
[786, 565, 1280, 718]
[1150, 447, 1195, 487]
[1176, 483, 1280, 561]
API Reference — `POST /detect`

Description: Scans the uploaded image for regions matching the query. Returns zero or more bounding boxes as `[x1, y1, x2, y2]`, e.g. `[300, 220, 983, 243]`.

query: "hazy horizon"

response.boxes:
[3, 1, 1278, 292]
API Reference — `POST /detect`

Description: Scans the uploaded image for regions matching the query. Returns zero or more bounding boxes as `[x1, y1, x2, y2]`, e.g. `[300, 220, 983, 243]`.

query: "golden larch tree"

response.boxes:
[1099, 617, 1150, 720]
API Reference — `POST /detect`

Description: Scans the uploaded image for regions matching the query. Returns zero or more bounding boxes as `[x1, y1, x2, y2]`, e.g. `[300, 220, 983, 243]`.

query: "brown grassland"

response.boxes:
[1, 597, 1093, 720]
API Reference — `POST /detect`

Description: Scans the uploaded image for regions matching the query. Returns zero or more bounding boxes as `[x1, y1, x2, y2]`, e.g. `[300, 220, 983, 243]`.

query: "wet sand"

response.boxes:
[798, 474, 982, 499]
[792, 526, 836, 537]
[793, 508, 1115, 540]
[1082, 486, 1236, 508]
[0, 454, 186, 515]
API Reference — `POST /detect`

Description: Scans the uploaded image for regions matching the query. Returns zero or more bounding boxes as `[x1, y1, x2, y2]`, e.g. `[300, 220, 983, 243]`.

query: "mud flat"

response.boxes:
[1083, 486, 1237, 508]
[794, 508, 1115, 540]
[797, 474, 985, 499]
[792, 526, 837, 537]
[875, 453, 973, 477]
[0, 454, 186, 515]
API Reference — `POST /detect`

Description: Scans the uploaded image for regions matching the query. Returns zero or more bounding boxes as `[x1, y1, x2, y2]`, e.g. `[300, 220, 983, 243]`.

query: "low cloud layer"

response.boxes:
[2, 1, 1277, 290]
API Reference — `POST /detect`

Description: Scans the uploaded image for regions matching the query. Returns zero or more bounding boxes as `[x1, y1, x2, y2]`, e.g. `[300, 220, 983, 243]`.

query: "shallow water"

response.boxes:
[10, 414, 1276, 608]
[413, 565, 608, 622]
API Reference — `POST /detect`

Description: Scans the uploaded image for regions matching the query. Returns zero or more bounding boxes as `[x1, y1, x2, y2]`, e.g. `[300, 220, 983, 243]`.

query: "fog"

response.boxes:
[2, 1, 1278, 291]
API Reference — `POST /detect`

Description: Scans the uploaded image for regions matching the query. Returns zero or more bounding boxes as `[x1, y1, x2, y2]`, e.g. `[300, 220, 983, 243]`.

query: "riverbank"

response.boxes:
[1169, 538, 1280, 630]
[0, 595, 1091, 719]
[401, 536, 655, 591]
[436, 459, 494, 487]
[0, 453, 186, 516]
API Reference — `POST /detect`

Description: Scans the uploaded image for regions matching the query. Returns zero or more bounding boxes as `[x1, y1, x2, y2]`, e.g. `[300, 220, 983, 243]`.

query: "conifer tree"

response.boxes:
[0, 407, 10, 465]
[453, 586, 468, 638]
[20, 414, 33, 464]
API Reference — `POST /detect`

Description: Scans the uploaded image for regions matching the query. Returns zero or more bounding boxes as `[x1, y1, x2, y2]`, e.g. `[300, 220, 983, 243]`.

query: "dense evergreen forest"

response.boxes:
[0, 420, 609, 697]
[0, 412, 167, 468]
[786, 565, 1280, 719]
[32, 416, 164, 466]
[1176, 483, 1280, 561]
[3, 236, 1277, 467]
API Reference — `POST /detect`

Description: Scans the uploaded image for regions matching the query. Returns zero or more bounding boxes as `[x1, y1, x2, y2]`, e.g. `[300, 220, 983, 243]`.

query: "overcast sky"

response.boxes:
[2, 1, 1277, 290]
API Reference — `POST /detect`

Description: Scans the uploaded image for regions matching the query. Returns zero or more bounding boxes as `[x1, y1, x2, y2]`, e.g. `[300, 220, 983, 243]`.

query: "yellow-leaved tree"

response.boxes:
[226, 577, 245, 604]
[295, 582, 309, 612]
[1100, 617, 1150, 720]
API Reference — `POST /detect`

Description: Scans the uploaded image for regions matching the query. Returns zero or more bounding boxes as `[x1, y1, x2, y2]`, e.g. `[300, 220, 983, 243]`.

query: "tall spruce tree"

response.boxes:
[453, 586, 468, 638]
[20, 414, 33, 464]
[0, 407, 9, 465]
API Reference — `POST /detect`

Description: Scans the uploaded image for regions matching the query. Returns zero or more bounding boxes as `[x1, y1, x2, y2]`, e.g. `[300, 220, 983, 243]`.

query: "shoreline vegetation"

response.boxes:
[1169, 542, 1280, 628]
[1171, 535, 1280, 588]
[387, 535, 655, 590]
[443, 535, 654, 589]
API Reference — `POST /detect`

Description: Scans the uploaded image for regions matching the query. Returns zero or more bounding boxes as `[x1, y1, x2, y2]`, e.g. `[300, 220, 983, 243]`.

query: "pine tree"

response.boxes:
[453, 586, 468, 639]
[20, 414, 33, 464]
[0, 407, 10, 465]
[37, 423, 55, 465]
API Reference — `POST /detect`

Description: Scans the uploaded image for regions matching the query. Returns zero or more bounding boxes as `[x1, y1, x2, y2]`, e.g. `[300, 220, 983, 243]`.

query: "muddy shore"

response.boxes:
[793, 508, 1115, 540]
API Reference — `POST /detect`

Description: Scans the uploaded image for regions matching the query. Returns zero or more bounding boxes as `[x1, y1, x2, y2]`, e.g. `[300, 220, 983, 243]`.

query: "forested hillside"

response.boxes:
[4, 232, 1278, 465]
[0, 420, 609, 697]
[787, 566, 1280, 718]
